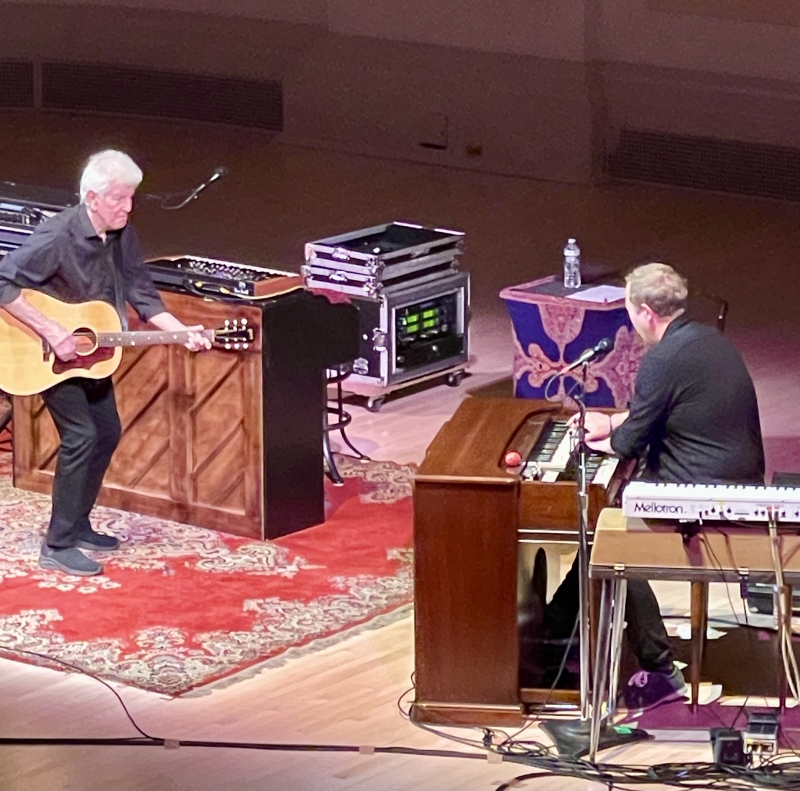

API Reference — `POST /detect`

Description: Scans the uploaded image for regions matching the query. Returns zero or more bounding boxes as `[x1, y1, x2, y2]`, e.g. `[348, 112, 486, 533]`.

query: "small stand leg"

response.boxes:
[590, 579, 614, 759]
[779, 584, 793, 713]
[690, 581, 709, 710]
[606, 578, 628, 720]
[322, 430, 344, 486]
[324, 367, 370, 483]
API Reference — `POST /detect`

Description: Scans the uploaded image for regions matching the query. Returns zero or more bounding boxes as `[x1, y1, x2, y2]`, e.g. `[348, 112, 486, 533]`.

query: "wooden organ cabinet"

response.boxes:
[411, 397, 629, 726]
[12, 288, 359, 539]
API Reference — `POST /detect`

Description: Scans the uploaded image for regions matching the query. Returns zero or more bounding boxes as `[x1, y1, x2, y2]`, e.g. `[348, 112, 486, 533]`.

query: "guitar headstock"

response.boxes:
[212, 318, 255, 350]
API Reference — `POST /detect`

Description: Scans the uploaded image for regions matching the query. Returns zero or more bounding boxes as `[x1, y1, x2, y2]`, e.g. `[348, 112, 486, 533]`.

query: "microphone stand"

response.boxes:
[159, 175, 219, 211]
[541, 363, 648, 759]
[574, 371, 592, 722]
[140, 168, 227, 210]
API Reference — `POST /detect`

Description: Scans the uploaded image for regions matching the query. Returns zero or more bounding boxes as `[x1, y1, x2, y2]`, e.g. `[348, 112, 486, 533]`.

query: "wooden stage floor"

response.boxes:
[1, 110, 800, 790]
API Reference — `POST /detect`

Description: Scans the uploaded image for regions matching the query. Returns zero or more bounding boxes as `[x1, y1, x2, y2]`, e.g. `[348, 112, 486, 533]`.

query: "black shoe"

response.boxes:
[621, 666, 688, 711]
[39, 545, 103, 576]
[74, 528, 120, 552]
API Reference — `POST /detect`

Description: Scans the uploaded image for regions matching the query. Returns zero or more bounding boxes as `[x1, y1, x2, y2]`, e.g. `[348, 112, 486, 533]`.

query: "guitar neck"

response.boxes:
[97, 329, 213, 348]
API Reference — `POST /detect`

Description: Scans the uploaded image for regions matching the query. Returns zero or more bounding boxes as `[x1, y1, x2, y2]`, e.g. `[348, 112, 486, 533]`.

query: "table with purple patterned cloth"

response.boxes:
[500, 275, 646, 408]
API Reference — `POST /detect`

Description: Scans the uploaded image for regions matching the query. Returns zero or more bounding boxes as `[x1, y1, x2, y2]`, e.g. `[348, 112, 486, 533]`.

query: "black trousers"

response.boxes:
[41, 377, 122, 548]
[545, 553, 674, 673]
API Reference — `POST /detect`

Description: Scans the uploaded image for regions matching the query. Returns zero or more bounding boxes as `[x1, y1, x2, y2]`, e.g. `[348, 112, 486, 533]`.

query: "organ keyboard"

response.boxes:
[522, 419, 619, 486]
[623, 480, 800, 523]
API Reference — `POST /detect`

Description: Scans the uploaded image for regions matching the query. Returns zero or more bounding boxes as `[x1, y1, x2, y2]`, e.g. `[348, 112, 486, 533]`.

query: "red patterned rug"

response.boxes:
[0, 453, 413, 696]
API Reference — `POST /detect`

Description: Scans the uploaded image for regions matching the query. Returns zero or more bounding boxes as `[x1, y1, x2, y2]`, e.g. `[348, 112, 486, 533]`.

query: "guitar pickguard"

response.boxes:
[52, 347, 116, 375]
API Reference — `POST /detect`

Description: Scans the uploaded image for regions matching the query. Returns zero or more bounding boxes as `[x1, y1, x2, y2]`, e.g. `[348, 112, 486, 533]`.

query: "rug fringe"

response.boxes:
[178, 603, 414, 698]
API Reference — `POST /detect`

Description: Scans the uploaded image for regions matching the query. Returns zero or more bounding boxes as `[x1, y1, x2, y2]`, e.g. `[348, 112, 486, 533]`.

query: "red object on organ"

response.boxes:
[504, 450, 522, 467]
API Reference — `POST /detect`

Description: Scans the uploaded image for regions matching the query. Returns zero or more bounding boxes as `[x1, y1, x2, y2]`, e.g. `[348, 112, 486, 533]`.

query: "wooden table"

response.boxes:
[588, 508, 800, 756]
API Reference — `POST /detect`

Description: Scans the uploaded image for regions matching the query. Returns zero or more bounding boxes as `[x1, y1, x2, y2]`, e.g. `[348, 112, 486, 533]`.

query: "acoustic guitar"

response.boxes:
[0, 289, 253, 396]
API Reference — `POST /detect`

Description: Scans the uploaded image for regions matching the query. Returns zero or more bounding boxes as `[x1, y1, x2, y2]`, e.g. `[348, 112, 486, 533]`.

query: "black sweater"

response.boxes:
[610, 316, 765, 485]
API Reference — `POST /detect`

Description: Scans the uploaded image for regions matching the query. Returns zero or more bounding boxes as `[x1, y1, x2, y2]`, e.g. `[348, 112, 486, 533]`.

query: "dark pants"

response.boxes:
[41, 377, 121, 548]
[545, 554, 674, 673]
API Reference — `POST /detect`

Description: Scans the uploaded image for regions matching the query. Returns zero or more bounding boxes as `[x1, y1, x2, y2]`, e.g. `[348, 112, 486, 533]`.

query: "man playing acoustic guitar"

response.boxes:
[0, 150, 211, 576]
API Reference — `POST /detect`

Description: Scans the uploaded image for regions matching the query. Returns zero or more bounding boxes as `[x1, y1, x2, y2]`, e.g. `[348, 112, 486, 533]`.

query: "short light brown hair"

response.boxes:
[625, 263, 688, 318]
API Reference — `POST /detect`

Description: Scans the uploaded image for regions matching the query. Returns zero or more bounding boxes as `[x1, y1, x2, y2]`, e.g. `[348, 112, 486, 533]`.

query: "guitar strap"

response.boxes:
[109, 238, 129, 331]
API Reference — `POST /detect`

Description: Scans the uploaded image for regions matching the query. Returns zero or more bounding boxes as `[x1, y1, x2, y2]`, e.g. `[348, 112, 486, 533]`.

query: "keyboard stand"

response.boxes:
[587, 508, 800, 760]
[677, 521, 702, 545]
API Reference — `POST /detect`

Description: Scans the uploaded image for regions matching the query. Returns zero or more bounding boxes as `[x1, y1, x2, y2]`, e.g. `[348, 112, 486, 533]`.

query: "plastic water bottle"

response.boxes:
[563, 238, 581, 289]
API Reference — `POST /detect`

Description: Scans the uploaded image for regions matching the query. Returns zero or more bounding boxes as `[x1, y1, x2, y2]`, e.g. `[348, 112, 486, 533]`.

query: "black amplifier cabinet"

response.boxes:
[0, 182, 76, 257]
[304, 223, 470, 410]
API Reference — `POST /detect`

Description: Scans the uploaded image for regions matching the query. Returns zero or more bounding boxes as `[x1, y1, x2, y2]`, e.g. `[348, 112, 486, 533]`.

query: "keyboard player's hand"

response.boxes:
[567, 410, 614, 442]
[586, 436, 614, 454]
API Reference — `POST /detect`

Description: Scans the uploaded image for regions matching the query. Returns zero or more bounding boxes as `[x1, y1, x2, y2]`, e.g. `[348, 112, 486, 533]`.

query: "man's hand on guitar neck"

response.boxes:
[1, 295, 211, 363]
[149, 312, 212, 352]
[2, 293, 79, 361]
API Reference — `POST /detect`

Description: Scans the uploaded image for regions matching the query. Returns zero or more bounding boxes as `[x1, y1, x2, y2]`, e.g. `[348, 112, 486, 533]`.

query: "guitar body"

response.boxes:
[0, 290, 122, 396]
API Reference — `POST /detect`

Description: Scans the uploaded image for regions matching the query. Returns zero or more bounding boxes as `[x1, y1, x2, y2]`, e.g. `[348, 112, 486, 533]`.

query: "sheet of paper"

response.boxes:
[672, 622, 726, 641]
[565, 285, 626, 303]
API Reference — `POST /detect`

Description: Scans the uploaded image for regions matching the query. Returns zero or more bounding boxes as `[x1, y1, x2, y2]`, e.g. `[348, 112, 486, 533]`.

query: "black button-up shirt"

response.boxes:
[610, 316, 765, 485]
[0, 204, 165, 327]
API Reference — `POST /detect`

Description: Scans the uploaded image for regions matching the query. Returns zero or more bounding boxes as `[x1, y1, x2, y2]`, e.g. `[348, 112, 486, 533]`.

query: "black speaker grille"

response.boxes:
[607, 129, 800, 202]
[41, 62, 283, 131]
[0, 61, 35, 109]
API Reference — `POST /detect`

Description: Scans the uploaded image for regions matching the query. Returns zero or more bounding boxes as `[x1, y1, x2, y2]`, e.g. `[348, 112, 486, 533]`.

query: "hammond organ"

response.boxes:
[411, 397, 630, 726]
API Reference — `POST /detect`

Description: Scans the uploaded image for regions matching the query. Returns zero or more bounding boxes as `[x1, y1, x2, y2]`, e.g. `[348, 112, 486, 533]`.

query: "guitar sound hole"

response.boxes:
[73, 327, 98, 354]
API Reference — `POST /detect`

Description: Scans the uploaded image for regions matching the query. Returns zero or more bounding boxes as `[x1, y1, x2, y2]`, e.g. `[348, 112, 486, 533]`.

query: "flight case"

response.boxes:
[303, 222, 471, 410]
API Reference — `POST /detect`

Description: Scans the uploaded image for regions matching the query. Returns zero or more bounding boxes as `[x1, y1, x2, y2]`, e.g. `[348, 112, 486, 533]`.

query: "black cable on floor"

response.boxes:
[11, 647, 800, 789]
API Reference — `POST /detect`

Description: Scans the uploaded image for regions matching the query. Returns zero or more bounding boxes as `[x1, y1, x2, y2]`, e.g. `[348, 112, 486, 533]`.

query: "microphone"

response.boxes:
[159, 165, 229, 210]
[207, 166, 229, 184]
[557, 337, 614, 376]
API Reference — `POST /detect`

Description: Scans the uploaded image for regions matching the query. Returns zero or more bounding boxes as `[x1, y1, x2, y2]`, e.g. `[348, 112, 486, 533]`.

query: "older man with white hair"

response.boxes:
[0, 150, 210, 576]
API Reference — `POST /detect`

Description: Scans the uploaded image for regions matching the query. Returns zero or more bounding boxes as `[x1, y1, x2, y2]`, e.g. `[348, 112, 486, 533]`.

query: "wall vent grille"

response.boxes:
[0, 61, 35, 109]
[41, 62, 282, 131]
[607, 129, 800, 202]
